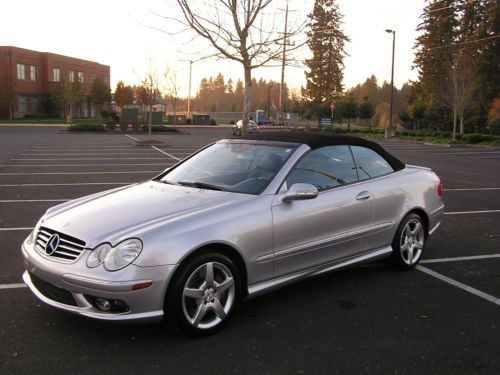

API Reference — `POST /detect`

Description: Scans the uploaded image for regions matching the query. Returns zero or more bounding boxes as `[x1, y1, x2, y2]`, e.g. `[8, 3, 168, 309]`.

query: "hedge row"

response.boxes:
[68, 124, 179, 133]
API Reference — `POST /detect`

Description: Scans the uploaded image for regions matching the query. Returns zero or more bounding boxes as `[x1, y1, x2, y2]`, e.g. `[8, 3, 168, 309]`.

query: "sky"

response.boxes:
[0, 0, 426, 96]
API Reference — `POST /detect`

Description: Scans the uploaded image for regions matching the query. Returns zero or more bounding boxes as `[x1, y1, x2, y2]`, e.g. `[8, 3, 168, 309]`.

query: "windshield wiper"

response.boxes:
[158, 179, 180, 186]
[177, 181, 226, 191]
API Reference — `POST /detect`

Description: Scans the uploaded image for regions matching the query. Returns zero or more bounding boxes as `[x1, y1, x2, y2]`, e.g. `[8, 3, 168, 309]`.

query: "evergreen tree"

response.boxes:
[359, 96, 375, 129]
[303, 0, 349, 105]
[414, 0, 458, 123]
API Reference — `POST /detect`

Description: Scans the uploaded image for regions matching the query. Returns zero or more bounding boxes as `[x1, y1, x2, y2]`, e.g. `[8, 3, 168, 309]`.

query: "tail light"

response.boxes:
[437, 179, 443, 196]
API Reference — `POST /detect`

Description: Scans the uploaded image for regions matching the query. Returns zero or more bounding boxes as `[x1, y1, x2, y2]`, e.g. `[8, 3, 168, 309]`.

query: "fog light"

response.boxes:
[95, 298, 112, 311]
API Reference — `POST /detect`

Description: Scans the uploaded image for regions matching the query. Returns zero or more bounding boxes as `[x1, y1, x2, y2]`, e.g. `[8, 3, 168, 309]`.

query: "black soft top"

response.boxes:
[232, 132, 406, 171]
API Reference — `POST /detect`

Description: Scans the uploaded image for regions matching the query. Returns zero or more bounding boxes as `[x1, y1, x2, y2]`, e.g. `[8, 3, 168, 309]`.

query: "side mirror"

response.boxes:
[282, 183, 318, 203]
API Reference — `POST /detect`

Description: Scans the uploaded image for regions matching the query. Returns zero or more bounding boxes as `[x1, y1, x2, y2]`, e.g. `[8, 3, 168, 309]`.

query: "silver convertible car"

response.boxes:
[22, 133, 444, 336]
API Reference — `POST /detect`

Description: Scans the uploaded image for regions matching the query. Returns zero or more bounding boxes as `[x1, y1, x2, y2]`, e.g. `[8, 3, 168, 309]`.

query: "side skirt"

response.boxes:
[246, 246, 392, 299]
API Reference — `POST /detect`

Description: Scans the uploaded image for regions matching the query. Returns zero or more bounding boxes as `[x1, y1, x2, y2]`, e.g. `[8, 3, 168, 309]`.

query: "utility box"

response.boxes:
[121, 108, 138, 123]
[166, 114, 187, 124]
[145, 112, 163, 125]
[193, 114, 210, 125]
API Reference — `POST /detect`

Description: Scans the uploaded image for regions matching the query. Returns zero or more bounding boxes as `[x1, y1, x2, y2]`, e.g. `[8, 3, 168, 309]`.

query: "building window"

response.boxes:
[18, 96, 27, 112]
[69, 70, 75, 82]
[31, 97, 38, 113]
[90, 73, 96, 83]
[53, 68, 61, 82]
[17, 64, 26, 80]
[30, 66, 37, 81]
[78, 72, 84, 83]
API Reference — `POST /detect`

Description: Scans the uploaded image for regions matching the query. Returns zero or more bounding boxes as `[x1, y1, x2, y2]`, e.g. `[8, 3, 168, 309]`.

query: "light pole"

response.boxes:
[187, 60, 192, 120]
[385, 29, 395, 138]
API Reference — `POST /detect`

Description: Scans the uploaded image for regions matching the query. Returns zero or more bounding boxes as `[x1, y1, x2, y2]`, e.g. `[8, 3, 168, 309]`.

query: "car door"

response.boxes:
[349, 146, 407, 251]
[271, 145, 374, 278]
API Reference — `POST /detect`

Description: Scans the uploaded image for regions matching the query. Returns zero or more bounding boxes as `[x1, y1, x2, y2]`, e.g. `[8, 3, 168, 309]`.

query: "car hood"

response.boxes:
[42, 181, 253, 247]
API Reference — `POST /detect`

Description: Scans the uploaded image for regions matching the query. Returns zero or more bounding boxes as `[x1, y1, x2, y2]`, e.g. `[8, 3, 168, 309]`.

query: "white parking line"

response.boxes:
[469, 156, 500, 159]
[20, 153, 159, 156]
[0, 182, 131, 187]
[444, 210, 500, 215]
[0, 283, 27, 290]
[0, 171, 161, 175]
[0, 227, 33, 231]
[416, 265, 500, 306]
[0, 163, 171, 167]
[433, 151, 500, 155]
[0, 199, 69, 203]
[124, 134, 141, 142]
[151, 146, 181, 161]
[420, 254, 500, 264]
[444, 187, 500, 191]
[12, 158, 168, 160]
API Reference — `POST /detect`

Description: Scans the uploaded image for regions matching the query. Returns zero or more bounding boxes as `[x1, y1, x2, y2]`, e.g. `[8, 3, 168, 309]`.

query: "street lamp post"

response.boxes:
[385, 29, 395, 138]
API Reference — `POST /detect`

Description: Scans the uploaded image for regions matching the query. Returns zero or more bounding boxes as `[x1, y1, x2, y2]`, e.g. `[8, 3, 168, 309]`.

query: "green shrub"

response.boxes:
[461, 133, 498, 143]
[141, 125, 179, 133]
[490, 118, 500, 135]
[210, 118, 217, 125]
[119, 123, 129, 132]
[105, 121, 117, 131]
[67, 124, 105, 132]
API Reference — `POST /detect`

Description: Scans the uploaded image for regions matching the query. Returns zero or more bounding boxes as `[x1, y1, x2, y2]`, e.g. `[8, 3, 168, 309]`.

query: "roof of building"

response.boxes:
[231, 131, 406, 171]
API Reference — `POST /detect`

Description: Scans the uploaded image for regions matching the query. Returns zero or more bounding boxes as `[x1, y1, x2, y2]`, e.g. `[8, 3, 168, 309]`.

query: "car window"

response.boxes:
[350, 146, 394, 180]
[161, 142, 296, 194]
[286, 145, 358, 191]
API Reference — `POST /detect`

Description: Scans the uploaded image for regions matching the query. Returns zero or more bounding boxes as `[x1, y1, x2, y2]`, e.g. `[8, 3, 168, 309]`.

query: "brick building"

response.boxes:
[0, 46, 110, 118]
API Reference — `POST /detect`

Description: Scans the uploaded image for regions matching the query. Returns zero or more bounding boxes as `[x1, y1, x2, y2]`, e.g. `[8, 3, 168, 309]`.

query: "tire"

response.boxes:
[388, 213, 426, 270]
[164, 252, 240, 337]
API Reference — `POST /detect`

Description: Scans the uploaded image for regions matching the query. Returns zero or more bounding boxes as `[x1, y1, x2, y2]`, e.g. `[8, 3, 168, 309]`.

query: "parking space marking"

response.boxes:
[0, 163, 170, 167]
[20, 153, 159, 156]
[444, 187, 500, 191]
[124, 134, 141, 142]
[444, 209, 500, 215]
[12, 158, 169, 160]
[421, 254, 500, 264]
[0, 199, 69, 203]
[433, 151, 500, 155]
[0, 227, 33, 231]
[0, 171, 161, 175]
[0, 182, 131, 187]
[151, 146, 181, 161]
[416, 265, 500, 306]
[0, 283, 27, 290]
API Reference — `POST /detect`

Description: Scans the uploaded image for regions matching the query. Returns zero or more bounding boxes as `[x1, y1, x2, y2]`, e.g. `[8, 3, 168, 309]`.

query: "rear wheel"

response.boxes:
[165, 252, 239, 336]
[389, 213, 426, 270]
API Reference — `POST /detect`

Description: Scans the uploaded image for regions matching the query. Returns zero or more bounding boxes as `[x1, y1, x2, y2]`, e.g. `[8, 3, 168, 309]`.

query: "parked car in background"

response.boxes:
[22, 133, 443, 336]
[232, 119, 258, 135]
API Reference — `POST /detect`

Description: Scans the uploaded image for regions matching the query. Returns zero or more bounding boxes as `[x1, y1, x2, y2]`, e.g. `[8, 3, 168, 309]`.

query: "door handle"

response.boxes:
[356, 191, 371, 201]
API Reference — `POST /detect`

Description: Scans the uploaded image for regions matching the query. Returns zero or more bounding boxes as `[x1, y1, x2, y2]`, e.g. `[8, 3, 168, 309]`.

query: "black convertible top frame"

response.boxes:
[231, 132, 406, 171]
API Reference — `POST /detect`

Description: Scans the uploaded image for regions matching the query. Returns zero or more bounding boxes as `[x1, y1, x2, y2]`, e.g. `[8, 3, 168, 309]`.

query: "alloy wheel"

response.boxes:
[182, 262, 236, 329]
[400, 218, 424, 265]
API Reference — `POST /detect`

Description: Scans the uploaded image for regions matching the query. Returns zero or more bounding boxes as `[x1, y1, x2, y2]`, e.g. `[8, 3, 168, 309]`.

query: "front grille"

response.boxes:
[29, 272, 77, 306]
[35, 227, 86, 262]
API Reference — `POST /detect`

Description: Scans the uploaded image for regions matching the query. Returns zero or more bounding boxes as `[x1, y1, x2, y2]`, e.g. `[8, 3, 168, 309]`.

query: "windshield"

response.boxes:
[160, 142, 296, 194]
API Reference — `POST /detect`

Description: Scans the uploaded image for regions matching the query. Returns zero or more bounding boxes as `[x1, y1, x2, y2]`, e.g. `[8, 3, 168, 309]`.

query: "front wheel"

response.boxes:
[388, 213, 426, 270]
[165, 252, 240, 336]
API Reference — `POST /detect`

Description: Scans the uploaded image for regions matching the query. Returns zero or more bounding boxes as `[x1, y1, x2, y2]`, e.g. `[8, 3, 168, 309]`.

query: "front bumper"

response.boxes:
[22, 238, 177, 321]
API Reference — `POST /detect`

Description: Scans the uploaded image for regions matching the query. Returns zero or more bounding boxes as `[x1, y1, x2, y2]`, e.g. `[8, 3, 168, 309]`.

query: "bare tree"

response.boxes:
[166, 0, 305, 134]
[140, 71, 160, 139]
[448, 51, 481, 141]
[164, 66, 181, 126]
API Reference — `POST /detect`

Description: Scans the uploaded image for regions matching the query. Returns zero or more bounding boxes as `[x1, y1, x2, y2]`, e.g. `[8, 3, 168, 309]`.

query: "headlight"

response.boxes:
[86, 239, 142, 271]
[86, 243, 112, 268]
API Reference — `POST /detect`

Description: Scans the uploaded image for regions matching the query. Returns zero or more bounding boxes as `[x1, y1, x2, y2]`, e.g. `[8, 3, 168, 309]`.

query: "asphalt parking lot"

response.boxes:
[0, 126, 499, 374]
